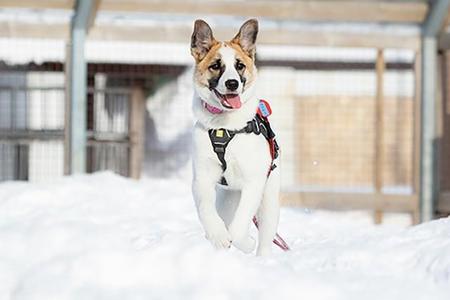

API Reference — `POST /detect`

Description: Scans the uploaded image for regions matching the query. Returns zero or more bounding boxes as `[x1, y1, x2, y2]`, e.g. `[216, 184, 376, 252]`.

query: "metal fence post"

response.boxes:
[65, 0, 98, 174]
[420, 0, 450, 222]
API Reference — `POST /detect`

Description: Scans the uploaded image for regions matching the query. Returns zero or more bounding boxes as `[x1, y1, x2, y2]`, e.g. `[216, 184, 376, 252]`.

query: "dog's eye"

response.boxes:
[209, 63, 221, 71]
[236, 62, 246, 71]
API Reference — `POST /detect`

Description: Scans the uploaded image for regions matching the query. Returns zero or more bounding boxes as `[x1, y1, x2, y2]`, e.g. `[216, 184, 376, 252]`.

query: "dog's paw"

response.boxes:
[228, 224, 256, 253]
[205, 222, 232, 249]
[232, 235, 256, 254]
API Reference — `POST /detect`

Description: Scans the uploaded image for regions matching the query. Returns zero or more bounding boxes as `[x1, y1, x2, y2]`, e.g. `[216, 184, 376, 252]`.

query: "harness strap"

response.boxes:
[209, 115, 279, 186]
[208, 129, 236, 185]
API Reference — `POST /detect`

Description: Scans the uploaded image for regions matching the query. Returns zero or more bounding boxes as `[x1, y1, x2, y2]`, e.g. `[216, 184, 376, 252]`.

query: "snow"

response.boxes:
[0, 172, 449, 300]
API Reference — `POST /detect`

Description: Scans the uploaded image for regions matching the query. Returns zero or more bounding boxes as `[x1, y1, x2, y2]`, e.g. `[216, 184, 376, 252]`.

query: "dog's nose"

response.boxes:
[225, 79, 239, 91]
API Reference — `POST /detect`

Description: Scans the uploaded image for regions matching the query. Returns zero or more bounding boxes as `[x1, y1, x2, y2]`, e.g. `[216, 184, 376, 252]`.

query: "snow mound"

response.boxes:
[0, 172, 449, 300]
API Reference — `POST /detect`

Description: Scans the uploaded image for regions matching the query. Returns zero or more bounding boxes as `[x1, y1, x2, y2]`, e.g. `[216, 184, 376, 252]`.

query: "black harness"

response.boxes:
[208, 114, 279, 186]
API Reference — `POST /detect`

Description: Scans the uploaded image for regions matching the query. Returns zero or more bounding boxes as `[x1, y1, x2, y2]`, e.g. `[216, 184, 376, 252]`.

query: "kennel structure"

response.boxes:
[1, 0, 450, 223]
[0, 62, 146, 180]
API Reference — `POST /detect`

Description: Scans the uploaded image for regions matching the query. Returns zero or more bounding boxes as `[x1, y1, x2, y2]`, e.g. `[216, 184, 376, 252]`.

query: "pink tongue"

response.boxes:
[225, 94, 241, 109]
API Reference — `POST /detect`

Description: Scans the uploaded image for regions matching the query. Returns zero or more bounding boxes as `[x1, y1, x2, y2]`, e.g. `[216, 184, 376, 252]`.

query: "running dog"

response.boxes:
[190, 19, 282, 256]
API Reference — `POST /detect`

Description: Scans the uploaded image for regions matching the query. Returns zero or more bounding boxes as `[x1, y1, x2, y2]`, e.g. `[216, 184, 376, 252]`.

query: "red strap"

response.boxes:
[255, 100, 289, 251]
[268, 138, 276, 161]
[252, 216, 290, 252]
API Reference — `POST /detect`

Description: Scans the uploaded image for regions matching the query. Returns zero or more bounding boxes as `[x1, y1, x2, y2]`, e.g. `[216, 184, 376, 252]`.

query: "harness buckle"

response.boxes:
[215, 129, 224, 138]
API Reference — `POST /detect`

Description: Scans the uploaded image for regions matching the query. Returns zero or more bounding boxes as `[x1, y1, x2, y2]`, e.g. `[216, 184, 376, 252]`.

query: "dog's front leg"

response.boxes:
[192, 170, 232, 249]
[228, 180, 265, 253]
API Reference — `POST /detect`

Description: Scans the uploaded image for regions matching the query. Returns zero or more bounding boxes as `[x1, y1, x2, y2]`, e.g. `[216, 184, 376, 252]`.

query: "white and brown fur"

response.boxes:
[191, 19, 280, 256]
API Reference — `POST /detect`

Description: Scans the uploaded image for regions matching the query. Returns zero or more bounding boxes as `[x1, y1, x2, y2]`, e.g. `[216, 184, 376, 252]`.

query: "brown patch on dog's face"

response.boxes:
[193, 42, 224, 89]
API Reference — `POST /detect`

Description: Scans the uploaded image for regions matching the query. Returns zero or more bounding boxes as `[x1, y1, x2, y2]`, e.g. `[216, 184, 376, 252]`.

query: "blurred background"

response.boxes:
[0, 0, 449, 224]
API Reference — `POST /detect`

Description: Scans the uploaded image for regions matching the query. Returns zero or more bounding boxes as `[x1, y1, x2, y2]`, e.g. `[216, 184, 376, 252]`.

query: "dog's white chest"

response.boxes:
[218, 133, 272, 189]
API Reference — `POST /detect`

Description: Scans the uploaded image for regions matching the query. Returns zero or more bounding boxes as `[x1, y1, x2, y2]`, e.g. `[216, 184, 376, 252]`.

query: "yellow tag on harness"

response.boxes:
[216, 130, 224, 138]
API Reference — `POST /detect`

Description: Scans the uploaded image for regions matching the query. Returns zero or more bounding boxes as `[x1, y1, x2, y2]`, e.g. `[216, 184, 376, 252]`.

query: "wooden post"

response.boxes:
[435, 52, 445, 214]
[128, 86, 145, 179]
[374, 49, 385, 224]
[64, 42, 71, 175]
[412, 51, 422, 224]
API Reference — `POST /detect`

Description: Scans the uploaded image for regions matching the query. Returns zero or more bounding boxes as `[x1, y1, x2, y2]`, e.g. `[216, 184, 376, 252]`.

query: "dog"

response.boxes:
[190, 19, 281, 256]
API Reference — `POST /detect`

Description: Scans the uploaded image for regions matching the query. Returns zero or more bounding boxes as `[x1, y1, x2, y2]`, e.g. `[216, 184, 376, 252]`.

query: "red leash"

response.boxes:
[252, 216, 290, 251]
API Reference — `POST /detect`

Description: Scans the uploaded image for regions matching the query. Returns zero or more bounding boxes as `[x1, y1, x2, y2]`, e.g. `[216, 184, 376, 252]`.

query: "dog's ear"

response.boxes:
[232, 19, 258, 58]
[191, 20, 217, 62]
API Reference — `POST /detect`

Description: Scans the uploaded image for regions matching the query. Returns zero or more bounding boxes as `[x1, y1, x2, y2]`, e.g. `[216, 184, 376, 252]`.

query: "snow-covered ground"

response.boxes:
[0, 172, 449, 300]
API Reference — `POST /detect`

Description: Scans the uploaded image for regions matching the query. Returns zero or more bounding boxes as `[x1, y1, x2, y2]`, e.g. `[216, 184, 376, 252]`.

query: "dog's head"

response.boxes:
[191, 19, 258, 111]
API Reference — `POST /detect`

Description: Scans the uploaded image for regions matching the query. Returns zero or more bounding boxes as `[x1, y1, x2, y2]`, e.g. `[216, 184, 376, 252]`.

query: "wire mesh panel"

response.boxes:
[0, 143, 28, 181]
[256, 47, 416, 200]
[0, 71, 65, 182]
[92, 88, 129, 134]
[85, 64, 188, 178]
[297, 70, 377, 192]
[381, 68, 415, 194]
[87, 85, 131, 177]
[87, 142, 129, 176]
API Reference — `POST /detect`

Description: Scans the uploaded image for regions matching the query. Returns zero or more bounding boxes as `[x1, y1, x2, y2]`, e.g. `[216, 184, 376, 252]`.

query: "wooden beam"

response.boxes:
[89, 24, 421, 50]
[87, 0, 101, 31]
[0, 20, 420, 50]
[0, 0, 428, 24]
[0, 129, 64, 140]
[99, 0, 428, 23]
[439, 33, 450, 50]
[374, 49, 385, 224]
[0, 0, 74, 10]
[423, 0, 450, 37]
[281, 192, 417, 213]
[445, 7, 450, 28]
[128, 86, 145, 180]
[0, 21, 70, 39]
[64, 43, 71, 175]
